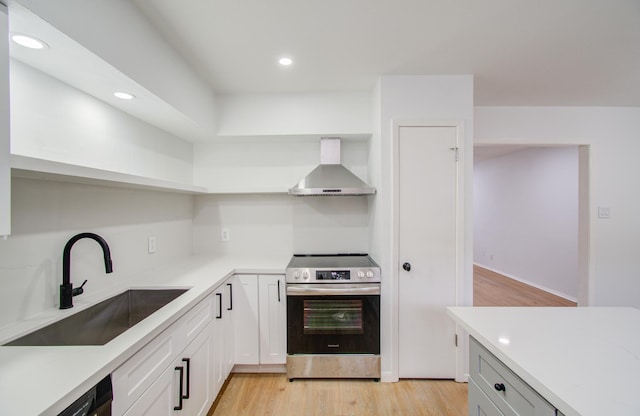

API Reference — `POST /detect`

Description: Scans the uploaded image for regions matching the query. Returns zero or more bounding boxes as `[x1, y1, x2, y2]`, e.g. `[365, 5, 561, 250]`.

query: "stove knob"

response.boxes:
[294, 271, 300, 280]
[366, 271, 374, 278]
[302, 271, 310, 280]
[358, 271, 365, 279]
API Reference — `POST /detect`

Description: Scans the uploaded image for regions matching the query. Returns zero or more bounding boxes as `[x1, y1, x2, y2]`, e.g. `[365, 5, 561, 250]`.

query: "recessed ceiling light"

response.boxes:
[278, 57, 293, 66]
[113, 91, 136, 100]
[11, 34, 48, 50]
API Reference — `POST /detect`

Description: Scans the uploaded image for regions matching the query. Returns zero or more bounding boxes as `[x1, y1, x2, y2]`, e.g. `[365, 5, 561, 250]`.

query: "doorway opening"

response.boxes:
[472, 144, 589, 307]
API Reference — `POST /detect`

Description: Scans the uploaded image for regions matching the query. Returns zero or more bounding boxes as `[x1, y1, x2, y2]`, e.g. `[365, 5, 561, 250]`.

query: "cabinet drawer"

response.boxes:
[177, 295, 214, 349]
[113, 295, 213, 415]
[470, 337, 555, 416]
[112, 328, 177, 415]
[469, 378, 505, 416]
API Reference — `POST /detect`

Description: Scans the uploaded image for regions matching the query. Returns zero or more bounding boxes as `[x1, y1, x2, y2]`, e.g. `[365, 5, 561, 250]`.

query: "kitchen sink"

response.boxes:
[4, 288, 189, 346]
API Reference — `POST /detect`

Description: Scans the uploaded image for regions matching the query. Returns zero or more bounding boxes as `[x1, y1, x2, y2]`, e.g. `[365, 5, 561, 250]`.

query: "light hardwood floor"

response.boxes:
[209, 374, 468, 416]
[473, 265, 577, 307]
[209, 266, 575, 415]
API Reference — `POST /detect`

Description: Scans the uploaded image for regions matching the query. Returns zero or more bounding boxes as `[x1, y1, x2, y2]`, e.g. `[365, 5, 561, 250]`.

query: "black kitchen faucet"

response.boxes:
[60, 232, 113, 309]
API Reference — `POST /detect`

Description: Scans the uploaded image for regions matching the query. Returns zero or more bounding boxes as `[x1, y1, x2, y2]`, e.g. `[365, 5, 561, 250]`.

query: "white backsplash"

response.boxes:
[193, 193, 370, 257]
[0, 177, 194, 328]
[0, 177, 371, 328]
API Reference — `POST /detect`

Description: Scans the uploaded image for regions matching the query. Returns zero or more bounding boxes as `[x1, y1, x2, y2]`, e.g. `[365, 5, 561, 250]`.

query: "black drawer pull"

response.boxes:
[494, 383, 506, 392]
[216, 293, 222, 319]
[227, 283, 233, 310]
[174, 366, 184, 410]
[182, 358, 191, 399]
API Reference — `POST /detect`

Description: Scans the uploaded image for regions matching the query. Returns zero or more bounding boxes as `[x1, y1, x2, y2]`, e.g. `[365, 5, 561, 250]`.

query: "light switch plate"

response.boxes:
[221, 228, 230, 242]
[148, 236, 157, 253]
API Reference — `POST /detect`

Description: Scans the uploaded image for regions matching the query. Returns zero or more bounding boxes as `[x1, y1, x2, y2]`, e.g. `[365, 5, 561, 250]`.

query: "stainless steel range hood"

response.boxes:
[288, 138, 376, 196]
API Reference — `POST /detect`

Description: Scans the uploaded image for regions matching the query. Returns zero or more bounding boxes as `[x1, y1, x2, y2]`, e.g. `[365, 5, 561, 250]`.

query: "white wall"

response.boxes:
[193, 137, 370, 193]
[475, 106, 640, 307]
[371, 75, 474, 381]
[16, 0, 217, 134]
[474, 147, 579, 300]
[0, 4, 9, 236]
[216, 92, 371, 137]
[0, 177, 194, 328]
[10, 61, 194, 184]
[193, 193, 369, 257]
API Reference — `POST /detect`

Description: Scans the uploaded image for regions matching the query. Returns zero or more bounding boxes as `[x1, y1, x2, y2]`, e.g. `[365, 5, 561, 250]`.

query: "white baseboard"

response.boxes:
[456, 373, 469, 383]
[474, 263, 577, 302]
[381, 371, 397, 383]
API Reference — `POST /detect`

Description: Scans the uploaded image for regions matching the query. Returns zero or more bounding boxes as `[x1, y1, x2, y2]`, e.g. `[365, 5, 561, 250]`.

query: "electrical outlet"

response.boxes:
[148, 236, 157, 254]
[221, 228, 230, 242]
[598, 207, 611, 219]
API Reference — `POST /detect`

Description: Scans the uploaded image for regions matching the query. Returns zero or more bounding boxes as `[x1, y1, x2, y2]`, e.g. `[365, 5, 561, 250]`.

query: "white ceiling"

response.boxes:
[132, 0, 640, 106]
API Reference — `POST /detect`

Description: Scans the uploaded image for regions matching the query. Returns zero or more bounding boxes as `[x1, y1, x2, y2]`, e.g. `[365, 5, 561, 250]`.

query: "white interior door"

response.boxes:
[398, 125, 458, 379]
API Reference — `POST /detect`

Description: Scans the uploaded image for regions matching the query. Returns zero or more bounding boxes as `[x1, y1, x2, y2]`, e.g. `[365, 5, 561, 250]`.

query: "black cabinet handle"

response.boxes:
[174, 366, 184, 410]
[182, 358, 190, 399]
[216, 293, 222, 319]
[402, 262, 411, 272]
[494, 383, 506, 392]
[227, 283, 233, 310]
[277, 279, 281, 302]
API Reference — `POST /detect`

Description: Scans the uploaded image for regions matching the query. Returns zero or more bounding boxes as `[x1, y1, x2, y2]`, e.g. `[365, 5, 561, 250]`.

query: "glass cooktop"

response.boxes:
[288, 254, 379, 269]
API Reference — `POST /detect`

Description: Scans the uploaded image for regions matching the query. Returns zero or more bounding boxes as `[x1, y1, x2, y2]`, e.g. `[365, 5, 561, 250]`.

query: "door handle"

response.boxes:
[402, 262, 411, 272]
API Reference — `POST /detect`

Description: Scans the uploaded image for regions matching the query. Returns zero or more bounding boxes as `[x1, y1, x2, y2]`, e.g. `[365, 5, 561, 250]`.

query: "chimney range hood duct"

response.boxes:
[288, 137, 376, 196]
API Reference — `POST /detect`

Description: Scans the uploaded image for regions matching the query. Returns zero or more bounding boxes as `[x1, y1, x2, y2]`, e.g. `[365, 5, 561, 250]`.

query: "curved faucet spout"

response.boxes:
[60, 232, 113, 309]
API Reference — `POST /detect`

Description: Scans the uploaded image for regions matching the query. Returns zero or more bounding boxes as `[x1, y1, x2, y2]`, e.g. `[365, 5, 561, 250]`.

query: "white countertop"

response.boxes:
[448, 306, 640, 416]
[0, 254, 288, 416]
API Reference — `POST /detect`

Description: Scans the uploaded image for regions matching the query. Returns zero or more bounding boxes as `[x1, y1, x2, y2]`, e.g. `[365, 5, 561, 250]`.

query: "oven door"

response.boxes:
[287, 284, 380, 354]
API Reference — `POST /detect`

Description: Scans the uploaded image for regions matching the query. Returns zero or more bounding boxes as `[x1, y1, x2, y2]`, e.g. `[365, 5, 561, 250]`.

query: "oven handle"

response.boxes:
[286, 284, 380, 296]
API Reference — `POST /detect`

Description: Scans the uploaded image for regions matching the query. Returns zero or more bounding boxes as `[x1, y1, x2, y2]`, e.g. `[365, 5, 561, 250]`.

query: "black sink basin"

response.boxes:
[4, 288, 189, 346]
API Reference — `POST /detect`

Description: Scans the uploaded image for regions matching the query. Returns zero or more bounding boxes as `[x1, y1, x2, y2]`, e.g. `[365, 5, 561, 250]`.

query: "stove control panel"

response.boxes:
[286, 267, 380, 283]
[317, 270, 350, 280]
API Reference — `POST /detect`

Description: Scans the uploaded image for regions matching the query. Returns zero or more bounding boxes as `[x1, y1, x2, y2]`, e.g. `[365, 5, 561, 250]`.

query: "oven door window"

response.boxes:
[304, 299, 363, 334]
[287, 293, 380, 354]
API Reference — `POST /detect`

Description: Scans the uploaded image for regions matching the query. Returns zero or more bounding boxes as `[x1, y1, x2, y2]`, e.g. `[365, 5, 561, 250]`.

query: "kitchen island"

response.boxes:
[0, 254, 288, 416]
[448, 306, 640, 416]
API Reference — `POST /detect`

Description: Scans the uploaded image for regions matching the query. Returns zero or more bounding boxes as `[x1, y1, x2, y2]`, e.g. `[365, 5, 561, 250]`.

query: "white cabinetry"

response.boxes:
[177, 325, 214, 416]
[113, 285, 227, 416]
[258, 275, 286, 364]
[233, 274, 286, 368]
[122, 324, 213, 416]
[212, 281, 235, 396]
[0, 3, 10, 237]
[233, 275, 260, 364]
[112, 295, 213, 415]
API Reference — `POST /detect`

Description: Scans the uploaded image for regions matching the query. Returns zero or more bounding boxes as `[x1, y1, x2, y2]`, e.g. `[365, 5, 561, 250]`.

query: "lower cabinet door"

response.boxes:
[180, 323, 213, 416]
[233, 275, 259, 365]
[469, 378, 505, 416]
[258, 275, 286, 364]
[123, 365, 176, 416]
[212, 288, 227, 396]
[124, 324, 213, 416]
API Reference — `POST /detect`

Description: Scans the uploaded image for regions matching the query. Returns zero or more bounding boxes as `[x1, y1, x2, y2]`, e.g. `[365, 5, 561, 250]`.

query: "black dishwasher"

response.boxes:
[57, 374, 113, 416]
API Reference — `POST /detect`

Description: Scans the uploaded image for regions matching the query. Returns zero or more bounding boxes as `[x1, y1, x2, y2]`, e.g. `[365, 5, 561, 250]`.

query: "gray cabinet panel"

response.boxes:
[469, 337, 556, 416]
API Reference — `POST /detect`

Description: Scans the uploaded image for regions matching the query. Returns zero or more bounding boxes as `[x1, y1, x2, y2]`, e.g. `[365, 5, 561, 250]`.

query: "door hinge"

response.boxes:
[449, 147, 460, 162]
